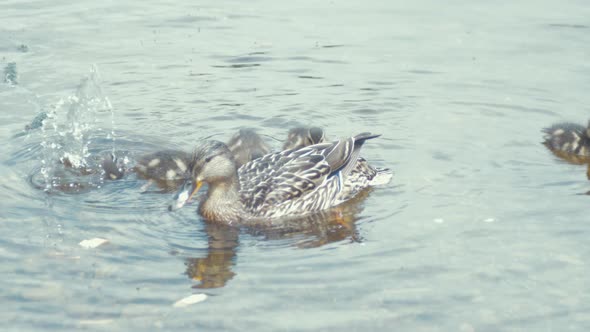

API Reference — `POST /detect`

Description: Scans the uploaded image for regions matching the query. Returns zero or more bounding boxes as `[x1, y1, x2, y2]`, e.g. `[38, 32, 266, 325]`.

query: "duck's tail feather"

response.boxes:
[339, 133, 381, 179]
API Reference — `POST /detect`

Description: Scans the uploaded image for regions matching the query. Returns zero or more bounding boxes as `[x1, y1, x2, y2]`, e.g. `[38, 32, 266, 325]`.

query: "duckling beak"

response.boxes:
[168, 180, 202, 211]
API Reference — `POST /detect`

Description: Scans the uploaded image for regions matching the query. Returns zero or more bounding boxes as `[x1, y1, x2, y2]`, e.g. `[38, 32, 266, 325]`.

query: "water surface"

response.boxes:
[1, 0, 590, 331]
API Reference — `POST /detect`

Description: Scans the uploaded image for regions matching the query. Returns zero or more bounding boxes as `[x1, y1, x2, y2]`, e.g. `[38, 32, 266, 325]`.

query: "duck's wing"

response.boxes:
[239, 133, 379, 215]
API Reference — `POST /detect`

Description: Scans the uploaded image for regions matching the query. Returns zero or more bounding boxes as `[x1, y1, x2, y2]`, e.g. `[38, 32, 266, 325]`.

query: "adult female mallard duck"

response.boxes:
[169, 132, 392, 223]
[542, 120, 590, 163]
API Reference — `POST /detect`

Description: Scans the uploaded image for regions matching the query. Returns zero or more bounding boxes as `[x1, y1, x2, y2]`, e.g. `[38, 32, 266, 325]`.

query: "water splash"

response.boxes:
[36, 66, 120, 193]
[63, 66, 114, 167]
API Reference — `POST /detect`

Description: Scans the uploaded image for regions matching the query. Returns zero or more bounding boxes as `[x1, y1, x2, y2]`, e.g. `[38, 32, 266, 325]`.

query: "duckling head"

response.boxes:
[283, 127, 326, 150]
[308, 127, 325, 145]
[227, 128, 270, 167]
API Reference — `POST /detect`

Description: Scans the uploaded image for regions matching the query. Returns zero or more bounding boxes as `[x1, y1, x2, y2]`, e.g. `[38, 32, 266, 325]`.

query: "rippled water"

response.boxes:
[2, 0, 590, 331]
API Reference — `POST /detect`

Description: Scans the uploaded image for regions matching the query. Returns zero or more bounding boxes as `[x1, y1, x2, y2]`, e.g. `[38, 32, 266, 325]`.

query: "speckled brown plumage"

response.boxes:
[543, 120, 590, 163]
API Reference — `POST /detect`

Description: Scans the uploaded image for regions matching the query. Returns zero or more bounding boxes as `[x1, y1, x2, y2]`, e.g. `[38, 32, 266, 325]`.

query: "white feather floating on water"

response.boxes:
[78, 238, 109, 249]
[173, 293, 208, 308]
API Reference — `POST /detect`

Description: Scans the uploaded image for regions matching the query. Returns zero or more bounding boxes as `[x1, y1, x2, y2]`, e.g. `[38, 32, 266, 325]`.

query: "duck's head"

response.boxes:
[169, 140, 237, 211]
[283, 127, 326, 150]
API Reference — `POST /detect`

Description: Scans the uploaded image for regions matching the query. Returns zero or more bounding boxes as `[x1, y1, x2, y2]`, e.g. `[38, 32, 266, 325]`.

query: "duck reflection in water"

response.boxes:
[184, 222, 238, 289]
[183, 187, 371, 289]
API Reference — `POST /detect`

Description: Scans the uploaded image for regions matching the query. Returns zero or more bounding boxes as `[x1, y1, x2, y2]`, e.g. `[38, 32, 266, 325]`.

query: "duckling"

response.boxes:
[101, 153, 125, 180]
[283, 127, 326, 150]
[134, 150, 191, 189]
[169, 133, 392, 223]
[226, 128, 270, 168]
[542, 120, 590, 163]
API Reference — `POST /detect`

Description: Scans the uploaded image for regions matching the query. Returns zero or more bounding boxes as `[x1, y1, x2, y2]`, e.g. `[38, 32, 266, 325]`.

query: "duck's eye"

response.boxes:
[204, 156, 213, 163]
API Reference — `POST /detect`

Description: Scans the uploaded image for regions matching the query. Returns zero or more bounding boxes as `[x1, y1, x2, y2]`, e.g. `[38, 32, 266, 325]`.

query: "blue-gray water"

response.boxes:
[2, 0, 590, 331]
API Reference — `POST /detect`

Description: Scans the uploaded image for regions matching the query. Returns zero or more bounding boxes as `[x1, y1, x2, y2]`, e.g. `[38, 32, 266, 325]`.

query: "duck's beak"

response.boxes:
[168, 179, 202, 211]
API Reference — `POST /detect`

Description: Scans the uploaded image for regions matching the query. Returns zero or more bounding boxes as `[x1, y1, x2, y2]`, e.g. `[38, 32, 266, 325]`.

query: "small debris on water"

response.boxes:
[79, 238, 109, 249]
[78, 319, 113, 326]
[173, 293, 207, 307]
[433, 218, 444, 223]
[483, 218, 495, 223]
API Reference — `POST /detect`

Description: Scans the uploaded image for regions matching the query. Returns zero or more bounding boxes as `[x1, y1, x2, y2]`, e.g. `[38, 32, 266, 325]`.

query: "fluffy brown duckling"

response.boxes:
[134, 150, 191, 182]
[542, 120, 590, 164]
